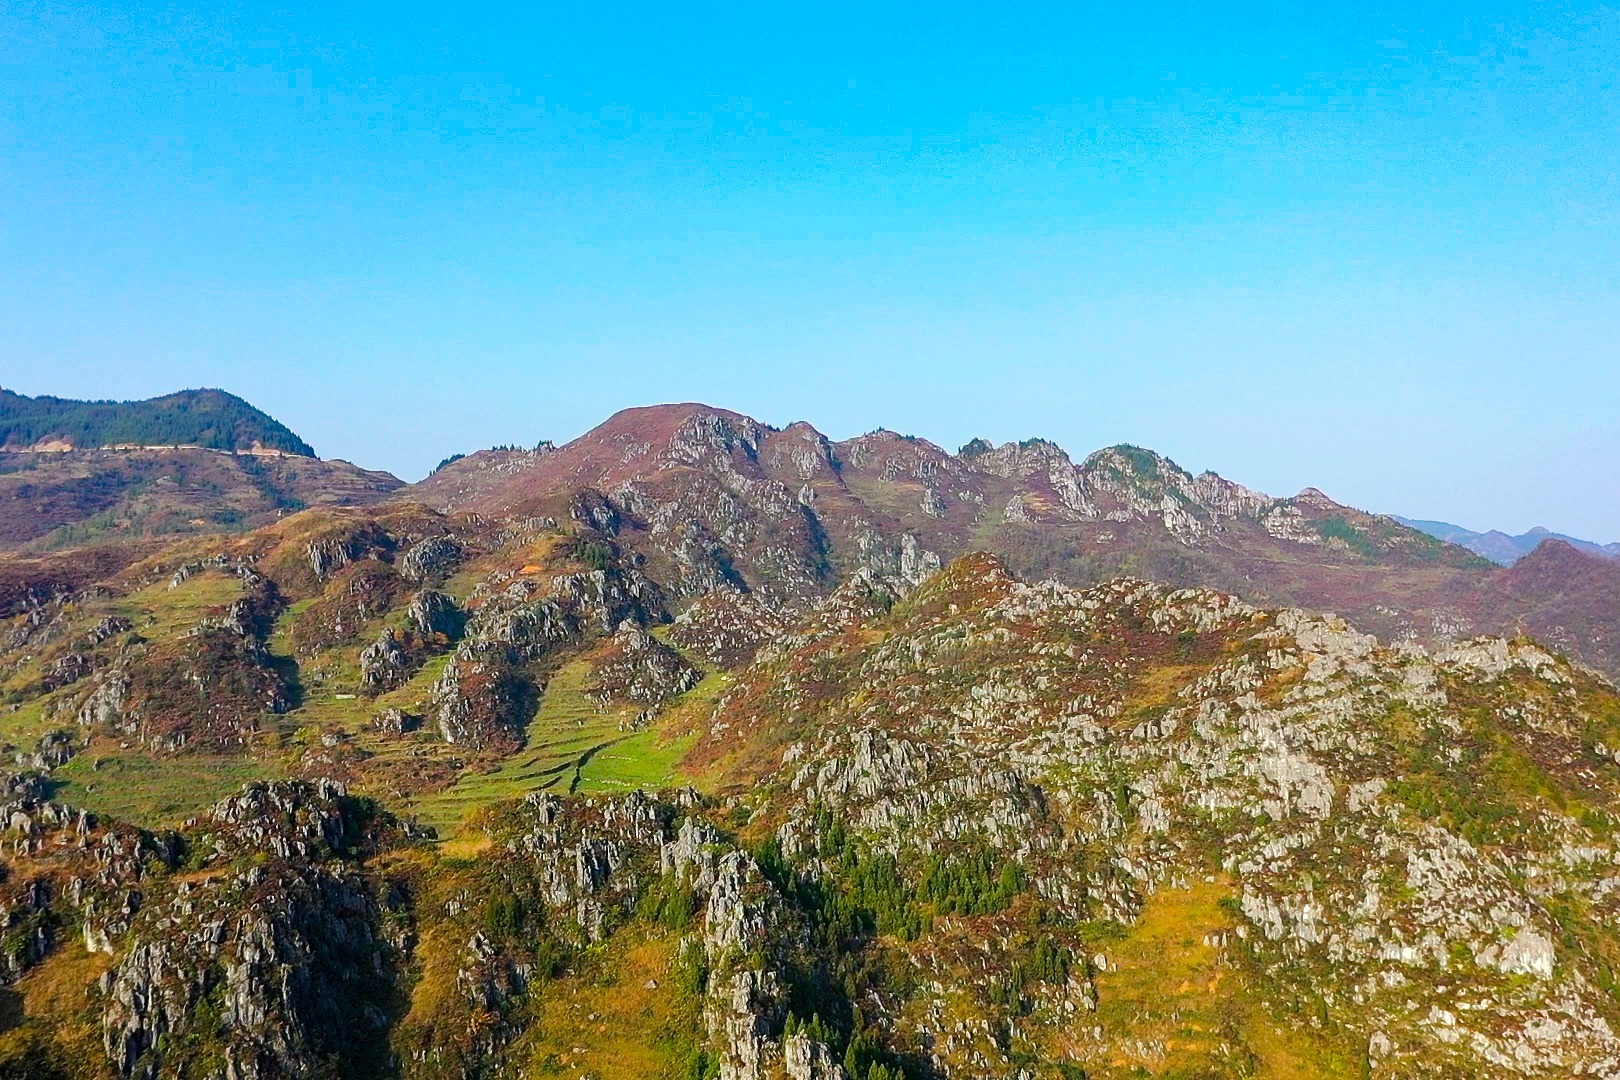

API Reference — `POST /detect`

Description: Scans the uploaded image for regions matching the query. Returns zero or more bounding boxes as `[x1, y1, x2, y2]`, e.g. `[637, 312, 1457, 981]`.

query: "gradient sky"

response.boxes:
[2, 2, 1617, 540]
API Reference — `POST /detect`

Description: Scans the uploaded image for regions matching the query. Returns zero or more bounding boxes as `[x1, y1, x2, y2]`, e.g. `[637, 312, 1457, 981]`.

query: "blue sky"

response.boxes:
[2, 2, 1617, 539]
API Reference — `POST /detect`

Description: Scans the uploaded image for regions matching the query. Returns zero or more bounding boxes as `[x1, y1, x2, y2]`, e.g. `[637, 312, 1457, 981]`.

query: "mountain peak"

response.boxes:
[582, 402, 761, 441]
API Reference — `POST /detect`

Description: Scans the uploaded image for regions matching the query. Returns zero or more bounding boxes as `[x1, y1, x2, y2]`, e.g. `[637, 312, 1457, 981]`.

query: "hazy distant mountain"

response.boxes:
[1395, 516, 1620, 566]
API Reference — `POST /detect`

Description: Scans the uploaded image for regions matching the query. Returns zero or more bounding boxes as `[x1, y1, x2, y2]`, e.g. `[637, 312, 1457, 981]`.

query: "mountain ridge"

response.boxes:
[1396, 515, 1620, 566]
[411, 402, 1478, 565]
[417, 402, 1620, 656]
[0, 387, 317, 456]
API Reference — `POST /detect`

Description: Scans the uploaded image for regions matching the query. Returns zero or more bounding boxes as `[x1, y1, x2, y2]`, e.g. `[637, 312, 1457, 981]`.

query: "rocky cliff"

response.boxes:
[404, 403, 1620, 683]
[1, 541, 1618, 1077]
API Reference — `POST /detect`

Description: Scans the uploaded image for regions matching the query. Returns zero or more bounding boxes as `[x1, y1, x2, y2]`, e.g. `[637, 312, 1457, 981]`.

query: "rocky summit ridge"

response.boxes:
[408, 402, 1620, 682]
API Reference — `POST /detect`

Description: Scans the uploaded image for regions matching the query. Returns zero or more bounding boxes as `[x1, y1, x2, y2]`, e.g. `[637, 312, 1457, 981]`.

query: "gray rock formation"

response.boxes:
[407, 588, 463, 639]
[398, 534, 462, 583]
[359, 629, 410, 692]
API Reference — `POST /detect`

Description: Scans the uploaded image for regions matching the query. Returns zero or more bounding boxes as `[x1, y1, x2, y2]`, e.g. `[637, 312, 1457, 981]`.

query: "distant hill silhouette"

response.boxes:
[1396, 516, 1620, 565]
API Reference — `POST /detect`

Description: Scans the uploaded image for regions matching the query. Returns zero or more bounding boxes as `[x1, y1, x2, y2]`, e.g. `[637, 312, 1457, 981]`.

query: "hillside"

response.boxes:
[0, 389, 401, 550]
[0, 387, 316, 455]
[407, 403, 1620, 681]
[0, 513, 1617, 1077]
[0, 401, 1617, 1077]
[0, 447, 403, 550]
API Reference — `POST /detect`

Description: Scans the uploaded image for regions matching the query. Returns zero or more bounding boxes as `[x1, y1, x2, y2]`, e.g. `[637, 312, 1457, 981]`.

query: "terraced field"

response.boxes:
[2, 556, 728, 834]
[406, 656, 717, 832]
[52, 751, 277, 826]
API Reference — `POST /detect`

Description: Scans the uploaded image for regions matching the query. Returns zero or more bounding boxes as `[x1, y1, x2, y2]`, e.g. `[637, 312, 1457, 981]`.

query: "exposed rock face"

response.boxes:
[462, 563, 663, 662]
[398, 534, 462, 584]
[101, 782, 401, 1080]
[373, 706, 420, 734]
[305, 531, 371, 581]
[16, 729, 76, 771]
[103, 860, 390, 1079]
[359, 629, 410, 692]
[430, 650, 535, 751]
[0, 773, 413, 1078]
[86, 614, 133, 645]
[784, 1033, 848, 1080]
[407, 588, 463, 640]
[42, 649, 92, 690]
[486, 791, 842, 1080]
[569, 488, 621, 534]
[77, 670, 129, 727]
[419, 556, 670, 752]
[666, 588, 791, 668]
[586, 620, 703, 711]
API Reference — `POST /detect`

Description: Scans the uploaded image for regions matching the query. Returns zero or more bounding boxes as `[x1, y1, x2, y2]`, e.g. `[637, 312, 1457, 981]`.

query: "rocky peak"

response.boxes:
[1289, 486, 1345, 511]
[571, 403, 769, 478]
[836, 429, 955, 476]
[963, 436, 1073, 480]
[762, 421, 839, 481]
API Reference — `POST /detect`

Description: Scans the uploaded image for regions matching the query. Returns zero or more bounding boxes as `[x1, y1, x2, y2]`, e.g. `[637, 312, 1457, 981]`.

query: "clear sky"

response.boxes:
[2, 2, 1617, 540]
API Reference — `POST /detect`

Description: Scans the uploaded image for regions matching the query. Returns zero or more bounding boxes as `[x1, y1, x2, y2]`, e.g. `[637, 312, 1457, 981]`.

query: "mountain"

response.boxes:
[0, 389, 401, 550]
[408, 403, 1620, 681]
[0, 447, 404, 550]
[0, 515, 1618, 1077]
[2, 398, 1619, 1078]
[1395, 515, 1620, 566]
[408, 402, 1487, 595]
[1450, 538, 1620, 678]
[0, 387, 316, 455]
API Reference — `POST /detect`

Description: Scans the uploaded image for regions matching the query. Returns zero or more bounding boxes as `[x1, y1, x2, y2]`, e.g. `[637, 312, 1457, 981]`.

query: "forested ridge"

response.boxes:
[0, 388, 315, 455]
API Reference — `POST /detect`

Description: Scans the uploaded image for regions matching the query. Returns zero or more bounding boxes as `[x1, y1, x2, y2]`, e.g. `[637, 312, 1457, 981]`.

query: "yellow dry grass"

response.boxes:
[1062, 877, 1362, 1079]
[518, 928, 697, 1079]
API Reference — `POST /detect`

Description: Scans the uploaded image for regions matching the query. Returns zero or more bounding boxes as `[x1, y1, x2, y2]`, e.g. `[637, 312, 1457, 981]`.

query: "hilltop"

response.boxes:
[0, 387, 316, 455]
[0, 389, 400, 550]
